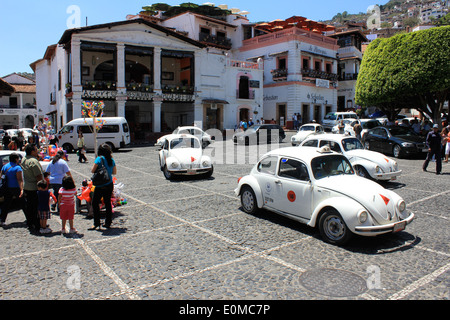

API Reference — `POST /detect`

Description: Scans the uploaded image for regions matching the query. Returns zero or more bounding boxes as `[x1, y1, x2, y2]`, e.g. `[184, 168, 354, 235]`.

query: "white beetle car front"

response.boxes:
[291, 123, 324, 146]
[300, 134, 402, 181]
[158, 134, 213, 180]
[234, 146, 414, 245]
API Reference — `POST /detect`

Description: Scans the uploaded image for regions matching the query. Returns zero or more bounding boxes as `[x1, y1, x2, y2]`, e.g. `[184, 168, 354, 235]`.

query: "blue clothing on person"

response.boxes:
[94, 156, 115, 187]
[1, 163, 22, 188]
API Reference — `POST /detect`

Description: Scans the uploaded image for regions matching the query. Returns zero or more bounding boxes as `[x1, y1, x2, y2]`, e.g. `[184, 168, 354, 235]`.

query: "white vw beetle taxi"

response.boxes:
[300, 134, 402, 181]
[235, 146, 414, 245]
[291, 123, 324, 146]
[158, 134, 213, 180]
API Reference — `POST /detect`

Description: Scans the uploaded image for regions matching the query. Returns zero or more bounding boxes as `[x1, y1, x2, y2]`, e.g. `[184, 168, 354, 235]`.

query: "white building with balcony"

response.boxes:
[31, 17, 263, 142]
[0, 73, 38, 129]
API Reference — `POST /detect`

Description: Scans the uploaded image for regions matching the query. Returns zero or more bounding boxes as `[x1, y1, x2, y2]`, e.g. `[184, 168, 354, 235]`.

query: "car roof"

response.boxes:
[264, 146, 338, 162]
[166, 133, 200, 141]
[302, 133, 353, 143]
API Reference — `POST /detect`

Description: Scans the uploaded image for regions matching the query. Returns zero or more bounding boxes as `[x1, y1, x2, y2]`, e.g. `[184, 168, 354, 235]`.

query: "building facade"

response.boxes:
[0, 73, 38, 129]
[31, 17, 264, 141]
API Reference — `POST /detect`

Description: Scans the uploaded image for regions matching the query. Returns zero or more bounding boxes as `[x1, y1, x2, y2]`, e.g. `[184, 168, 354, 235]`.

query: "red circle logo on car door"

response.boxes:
[287, 191, 296, 202]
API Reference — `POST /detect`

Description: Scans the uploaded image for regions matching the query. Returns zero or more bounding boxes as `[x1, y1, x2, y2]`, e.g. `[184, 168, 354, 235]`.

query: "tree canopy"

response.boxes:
[142, 2, 231, 20]
[355, 26, 450, 123]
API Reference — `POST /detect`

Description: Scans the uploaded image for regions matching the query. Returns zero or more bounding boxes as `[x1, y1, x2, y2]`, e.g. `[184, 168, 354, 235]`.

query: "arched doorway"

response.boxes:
[25, 115, 35, 128]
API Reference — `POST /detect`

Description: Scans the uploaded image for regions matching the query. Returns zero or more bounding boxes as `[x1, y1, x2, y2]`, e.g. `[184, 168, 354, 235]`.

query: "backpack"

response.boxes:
[0, 165, 12, 197]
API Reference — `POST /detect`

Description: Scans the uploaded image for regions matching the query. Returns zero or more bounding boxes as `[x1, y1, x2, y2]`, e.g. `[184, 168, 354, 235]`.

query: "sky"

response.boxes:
[0, 0, 384, 76]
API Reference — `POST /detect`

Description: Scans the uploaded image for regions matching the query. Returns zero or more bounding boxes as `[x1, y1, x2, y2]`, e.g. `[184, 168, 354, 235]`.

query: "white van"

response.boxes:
[57, 117, 130, 152]
[322, 111, 358, 131]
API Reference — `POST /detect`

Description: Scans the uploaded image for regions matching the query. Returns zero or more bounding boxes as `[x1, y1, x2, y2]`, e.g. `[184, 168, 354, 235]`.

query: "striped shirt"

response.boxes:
[59, 188, 76, 207]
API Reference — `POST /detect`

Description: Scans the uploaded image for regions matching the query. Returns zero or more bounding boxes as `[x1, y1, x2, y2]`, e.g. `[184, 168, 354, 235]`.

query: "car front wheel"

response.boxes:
[318, 209, 352, 245]
[393, 144, 402, 158]
[240, 186, 258, 214]
[163, 165, 173, 180]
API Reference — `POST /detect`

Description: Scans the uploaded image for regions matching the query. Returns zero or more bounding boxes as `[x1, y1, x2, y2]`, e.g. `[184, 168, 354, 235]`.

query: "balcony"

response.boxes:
[302, 69, 338, 81]
[127, 83, 154, 92]
[271, 69, 288, 81]
[199, 32, 232, 48]
[82, 81, 117, 91]
[338, 73, 358, 81]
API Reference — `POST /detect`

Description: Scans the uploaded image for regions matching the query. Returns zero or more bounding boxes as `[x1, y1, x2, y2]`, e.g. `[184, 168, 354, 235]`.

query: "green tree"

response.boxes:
[355, 26, 450, 124]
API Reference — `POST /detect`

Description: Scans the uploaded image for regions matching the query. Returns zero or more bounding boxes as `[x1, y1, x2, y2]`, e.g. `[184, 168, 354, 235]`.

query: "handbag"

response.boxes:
[0, 166, 12, 197]
[91, 157, 111, 186]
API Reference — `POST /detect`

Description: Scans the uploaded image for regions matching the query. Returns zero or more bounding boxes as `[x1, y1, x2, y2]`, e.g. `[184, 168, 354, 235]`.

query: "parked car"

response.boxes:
[300, 133, 402, 181]
[0, 150, 50, 203]
[322, 111, 358, 131]
[156, 126, 213, 149]
[233, 124, 285, 145]
[362, 126, 428, 158]
[235, 146, 414, 245]
[291, 123, 324, 146]
[157, 134, 213, 180]
[332, 119, 382, 140]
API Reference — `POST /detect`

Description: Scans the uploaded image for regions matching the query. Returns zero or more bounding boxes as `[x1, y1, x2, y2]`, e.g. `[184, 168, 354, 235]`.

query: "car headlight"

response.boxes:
[202, 160, 210, 167]
[170, 162, 179, 169]
[401, 142, 414, 148]
[358, 210, 368, 224]
[375, 166, 384, 174]
[397, 200, 406, 212]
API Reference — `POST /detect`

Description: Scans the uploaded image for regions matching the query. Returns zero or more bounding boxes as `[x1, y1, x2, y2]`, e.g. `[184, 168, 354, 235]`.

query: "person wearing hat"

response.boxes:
[423, 124, 442, 174]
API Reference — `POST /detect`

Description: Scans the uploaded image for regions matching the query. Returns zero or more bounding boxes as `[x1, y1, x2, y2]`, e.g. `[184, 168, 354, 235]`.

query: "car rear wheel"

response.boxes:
[240, 186, 258, 214]
[319, 209, 352, 245]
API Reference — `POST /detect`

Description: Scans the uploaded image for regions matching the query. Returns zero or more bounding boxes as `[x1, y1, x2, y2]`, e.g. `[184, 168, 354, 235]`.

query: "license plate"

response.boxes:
[393, 221, 406, 233]
[391, 177, 396, 181]
[422, 148, 429, 152]
[187, 169, 196, 175]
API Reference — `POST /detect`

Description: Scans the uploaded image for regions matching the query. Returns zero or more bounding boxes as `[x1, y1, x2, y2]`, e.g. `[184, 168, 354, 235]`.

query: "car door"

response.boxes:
[376, 127, 391, 153]
[272, 157, 313, 220]
[255, 156, 279, 209]
[367, 128, 384, 151]
[159, 139, 170, 168]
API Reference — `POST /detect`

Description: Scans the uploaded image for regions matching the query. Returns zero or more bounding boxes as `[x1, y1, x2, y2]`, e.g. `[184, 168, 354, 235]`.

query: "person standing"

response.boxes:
[46, 150, 72, 212]
[89, 144, 116, 230]
[2, 132, 11, 150]
[0, 153, 25, 227]
[353, 121, 363, 141]
[77, 131, 88, 163]
[423, 124, 442, 175]
[21, 143, 44, 232]
[36, 180, 56, 234]
[58, 175, 77, 234]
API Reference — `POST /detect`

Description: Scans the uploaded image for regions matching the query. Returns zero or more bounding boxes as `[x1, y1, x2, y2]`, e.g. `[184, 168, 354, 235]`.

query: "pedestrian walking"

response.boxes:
[58, 175, 77, 234]
[353, 121, 363, 141]
[77, 131, 88, 163]
[0, 152, 25, 227]
[21, 143, 44, 232]
[89, 144, 116, 230]
[46, 150, 72, 212]
[423, 124, 442, 175]
[37, 180, 56, 234]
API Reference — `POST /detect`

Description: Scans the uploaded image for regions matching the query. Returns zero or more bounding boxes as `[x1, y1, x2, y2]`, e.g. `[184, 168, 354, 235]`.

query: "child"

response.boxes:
[58, 176, 77, 234]
[37, 180, 57, 234]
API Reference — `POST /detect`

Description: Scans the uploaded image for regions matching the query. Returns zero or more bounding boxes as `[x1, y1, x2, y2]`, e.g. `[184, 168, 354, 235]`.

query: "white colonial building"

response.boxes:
[0, 73, 38, 129]
[31, 13, 263, 142]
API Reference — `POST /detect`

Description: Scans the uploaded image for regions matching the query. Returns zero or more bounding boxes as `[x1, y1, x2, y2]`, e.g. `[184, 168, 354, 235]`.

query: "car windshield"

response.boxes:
[388, 127, 419, 137]
[342, 138, 364, 151]
[311, 155, 354, 180]
[170, 138, 200, 149]
[300, 125, 315, 132]
[362, 120, 381, 129]
[324, 113, 337, 120]
[246, 125, 260, 132]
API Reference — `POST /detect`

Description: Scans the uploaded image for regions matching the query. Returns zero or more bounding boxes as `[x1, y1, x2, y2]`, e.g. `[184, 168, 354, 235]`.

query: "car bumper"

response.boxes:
[354, 212, 415, 236]
[374, 170, 402, 181]
[169, 168, 212, 175]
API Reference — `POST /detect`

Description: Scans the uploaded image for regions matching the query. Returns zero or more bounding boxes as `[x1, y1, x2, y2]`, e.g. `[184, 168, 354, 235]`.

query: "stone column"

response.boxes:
[116, 43, 125, 90]
[153, 97, 162, 133]
[153, 47, 161, 92]
[71, 39, 82, 89]
[194, 99, 203, 130]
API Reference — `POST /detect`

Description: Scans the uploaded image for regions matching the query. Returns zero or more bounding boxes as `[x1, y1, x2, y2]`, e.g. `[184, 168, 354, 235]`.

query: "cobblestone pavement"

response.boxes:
[0, 136, 449, 301]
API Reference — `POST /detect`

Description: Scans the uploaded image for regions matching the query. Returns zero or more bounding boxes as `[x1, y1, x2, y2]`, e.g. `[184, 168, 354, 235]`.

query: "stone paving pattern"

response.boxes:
[0, 135, 449, 300]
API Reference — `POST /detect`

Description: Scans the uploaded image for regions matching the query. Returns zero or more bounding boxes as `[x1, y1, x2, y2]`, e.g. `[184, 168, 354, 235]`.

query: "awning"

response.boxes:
[268, 51, 288, 57]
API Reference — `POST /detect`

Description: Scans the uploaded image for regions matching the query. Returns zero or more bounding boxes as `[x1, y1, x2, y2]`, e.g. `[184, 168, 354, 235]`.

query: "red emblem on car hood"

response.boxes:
[380, 194, 390, 205]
